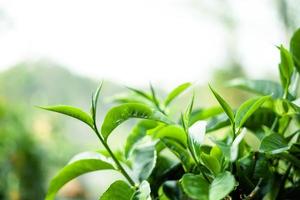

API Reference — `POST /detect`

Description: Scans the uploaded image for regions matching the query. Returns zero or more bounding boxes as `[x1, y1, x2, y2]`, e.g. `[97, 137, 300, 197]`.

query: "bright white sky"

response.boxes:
[0, 0, 287, 89]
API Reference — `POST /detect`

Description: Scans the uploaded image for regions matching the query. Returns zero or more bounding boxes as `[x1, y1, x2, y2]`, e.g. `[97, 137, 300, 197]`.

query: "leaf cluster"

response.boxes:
[41, 28, 300, 200]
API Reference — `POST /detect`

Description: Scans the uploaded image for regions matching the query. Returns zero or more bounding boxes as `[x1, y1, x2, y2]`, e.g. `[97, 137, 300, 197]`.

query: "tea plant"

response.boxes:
[41, 29, 300, 200]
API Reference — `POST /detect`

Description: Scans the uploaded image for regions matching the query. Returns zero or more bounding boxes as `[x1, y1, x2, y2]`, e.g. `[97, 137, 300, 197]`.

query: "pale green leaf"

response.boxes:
[228, 79, 286, 99]
[230, 128, 247, 162]
[39, 105, 94, 129]
[165, 82, 191, 106]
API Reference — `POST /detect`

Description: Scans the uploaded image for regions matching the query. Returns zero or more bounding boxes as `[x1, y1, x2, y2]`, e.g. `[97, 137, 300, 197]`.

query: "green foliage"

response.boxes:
[290, 28, 300, 73]
[45, 153, 115, 200]
[234, 96, 270, 130]
[100, 180, 134, 200]
[39, 105, 94, 128]
[101, 103, 171, 141]
[164, 82, 191, 106]
[209, 85, 235, 123]
[42, 29, 300, 199]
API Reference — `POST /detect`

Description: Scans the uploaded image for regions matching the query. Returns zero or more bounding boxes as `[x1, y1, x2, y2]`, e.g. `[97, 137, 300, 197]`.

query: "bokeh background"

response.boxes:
[0, 0, 299, 199]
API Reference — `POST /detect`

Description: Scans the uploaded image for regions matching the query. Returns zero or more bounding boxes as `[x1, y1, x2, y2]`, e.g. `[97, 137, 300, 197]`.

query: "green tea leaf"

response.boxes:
[206, 113, 230, 133]
[181, 173, 209, 200]
[188, 121, 207, 161]
[209, 171, 235, 200]
[125, 120, 158, 158]
[260, 133, 289, 154]
[235, 96, 270, 129]
[273, 99, 300, 116]
[100, 180, 134, 200]
[278, 45, 294, 90]
[210, 146, 223, 164]
[91, 82, 103, 120]
[161, 138, 192, 171]
[164, 82, 191, 106]
[230, 128, 247, 162]
[153, 125, 187, 147]
[190, 106, 223, 126]
[39, 105, 94, 129]
[130, 143, 157, 182]
[150, 83, 161, 108]
[45, 155, 114, 200]
[290, 28, 300, 73]
[131, 181, 151, 200]
[209, 85, 234, 123]
[101, 103, 172, 141]
[201, 153, 221, 176]
[127, 87, 153, 102]
[228, 79, 286, 99]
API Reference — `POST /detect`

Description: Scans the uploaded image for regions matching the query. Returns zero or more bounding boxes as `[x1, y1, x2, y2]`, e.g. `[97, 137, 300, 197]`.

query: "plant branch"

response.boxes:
[244, 178, 263, 200]
[93, 123, 135, 186]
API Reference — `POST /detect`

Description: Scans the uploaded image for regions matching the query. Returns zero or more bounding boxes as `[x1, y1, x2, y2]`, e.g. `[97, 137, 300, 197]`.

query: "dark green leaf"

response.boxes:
[162, 181, 184, 200]
[209, 171, 235, 200]
[164, 82, 191, 106]
[45, 154, 114, 200]
[290, 28, 300, 73]
[181, 173, 209, 200]
[260, 133, 289, 154]
[209, 85, 234, 123]
[100, 180, 134, 200]
[39, 105, 94, 129]
[235, 96, 270, 129]
[101, 103, 172, 141]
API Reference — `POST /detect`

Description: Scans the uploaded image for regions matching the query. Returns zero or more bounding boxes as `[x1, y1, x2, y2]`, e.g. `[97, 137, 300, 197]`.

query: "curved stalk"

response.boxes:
[93, 122, 135, 186]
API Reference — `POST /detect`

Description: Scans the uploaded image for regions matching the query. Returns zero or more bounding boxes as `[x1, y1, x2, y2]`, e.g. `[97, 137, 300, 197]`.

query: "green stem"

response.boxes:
[278, 163, 292, 196]
[244, 178, 262, 200]
[270, 117, 279, 132]
[93, 125, 135, 186]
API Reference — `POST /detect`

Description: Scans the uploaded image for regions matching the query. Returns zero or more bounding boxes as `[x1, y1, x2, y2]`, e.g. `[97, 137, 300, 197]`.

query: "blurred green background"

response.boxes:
[0, 0, 300, 200]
